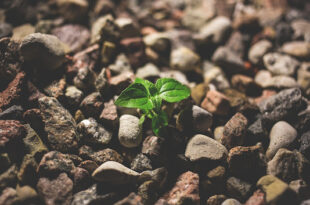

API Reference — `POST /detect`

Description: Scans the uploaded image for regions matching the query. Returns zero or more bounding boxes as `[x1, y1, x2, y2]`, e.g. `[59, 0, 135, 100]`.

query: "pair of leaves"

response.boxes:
[115, 78, 190, 110]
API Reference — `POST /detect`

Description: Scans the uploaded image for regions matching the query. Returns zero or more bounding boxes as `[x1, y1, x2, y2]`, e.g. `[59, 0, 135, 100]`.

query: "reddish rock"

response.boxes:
[0, 120, 26, 152]
[80, 92, 104, 118]
[78, 160, 98, 174]
[0, 72, 26, 112]
[115, 192, 143, 205]
[109, 71, 135, 95]
[100, 99, 118, 127]
[221, 113, 248, 150]
[201, 90, 231, 116]
[245, 189, 266, 205]
[231, 74, 261, 96]
[37, 173, 73, 205]
[79, 145, 123, 165]
[162, 171, 200, 205]
[44, 78, 66, 101]
[23, 108, 44, 133]
[73, 167, 91, 192]
[253, 89, 277, 105]
[26, 81, 45, 106]
[120, 37, 145, 68]
[142, 136, 166, 162]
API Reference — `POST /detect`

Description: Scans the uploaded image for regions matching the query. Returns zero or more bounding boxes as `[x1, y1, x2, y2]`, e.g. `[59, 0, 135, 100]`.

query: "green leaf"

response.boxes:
[115, 83, 153, 109]
[155, 78, 190, 103]
[151, 110, 168, 136]
[139, 114, 146, 125]
[134, 78, 158, 96]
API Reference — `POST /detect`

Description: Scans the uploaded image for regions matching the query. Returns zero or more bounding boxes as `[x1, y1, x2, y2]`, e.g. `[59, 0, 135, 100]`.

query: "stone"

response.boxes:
[79, 145, 123, 165]
[73, 66, 96, 92]
[203, 65, 230, 91]
[192, 105, 213, 133]
[38, 96, 79, 153]
[194, 16, 231, 45]
[100, 41, 116, 65]
[231, 74, 261, 96]
[202, 166, 226, 196]
[100, 99, 118, 127]
[90, 14, 119, 44]
[78, 160, 98, 174]
[142, 136, 166, 163]
[92, 161, 139, 184]
[244, 189, 266, 205]
[11, 24, 35, 42]
[0, 72, 26, 112]
[248, 40, 272, 65]
[214, 126, 224, 142]
[20, 33, 67, 70]
[0, 187, 17, 205]
[109, 53, 132, 75]
[56, 0, 89, 22]
[44, 78, 66, 100]
[0, 120, 26, 152]
[95, 68, 109, 96]
[257, 175, 297, 205]
[80, 92, 104, 118]
[138, 167, 168, 189]
[115, 18, 139, 38]
[298, 62, 310, 96]
[281, 41, 310, 59]
[37, 173, 73, 205]
[170, 47, 200, 72]
[266, 121, 297, 160]
[118, 114, 142, 148]
[52, 24, 90, 53]
[301, 200, 310, 205]
[0, 105, 23, 121]
[37, 151, 75, 177]
[138, 180, 159, 204]
[0, 165, 18, 191]
[275, 22, 293, 44]
[221, 198, 242, 205]
[65, 86, 83, 108]
[0, 153, 11, 174]
[130, 153, 152, 172]
[143, 32, 171, 54]
[227, 145, 266, 181]
[161, 171, 199, 205]
[300, 131, 310, 159]
[267, 149, 310, 183]
[263, 75, 299, 89]
[77, 118, 112, 146]
[206, 195, 227, 205]
[73, 167, 91, 192]
[258, 88, 306, 125]
[191, 83, 208, 105]
[212, 47, 245, 74]
[289, 180, 310, 201]
[115, 192, 143, 205]
[221, 113, 248, 150]
[185, 134, 228, 162]
[110, 71, 135, 95]
[0, 23, 12, 38]
[136, 63, 160, 80]
[17, 154, 38, 186]
[201, 90, 230, 116]
[15, 185, 38, 204]
[120, 37, 145, 68]
[291, 19, 310, 41]
[226, 177, 253, 202]
[263, 52, 299, 76]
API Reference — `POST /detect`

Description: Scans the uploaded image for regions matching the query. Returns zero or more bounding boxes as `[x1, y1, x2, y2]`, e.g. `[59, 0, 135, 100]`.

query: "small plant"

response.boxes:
[115, 78, 190, 136]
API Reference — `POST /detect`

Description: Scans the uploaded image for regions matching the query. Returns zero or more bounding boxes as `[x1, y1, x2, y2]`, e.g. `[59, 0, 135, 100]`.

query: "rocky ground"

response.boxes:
[0, 0, 310, 204]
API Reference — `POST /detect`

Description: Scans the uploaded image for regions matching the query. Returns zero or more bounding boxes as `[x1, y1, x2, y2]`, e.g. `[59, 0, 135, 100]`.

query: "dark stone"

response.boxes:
[0, 105, 23, 121]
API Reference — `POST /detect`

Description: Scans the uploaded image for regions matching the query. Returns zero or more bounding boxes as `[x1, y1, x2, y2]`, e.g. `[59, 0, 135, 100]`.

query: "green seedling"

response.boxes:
[115, 78, 190, 136]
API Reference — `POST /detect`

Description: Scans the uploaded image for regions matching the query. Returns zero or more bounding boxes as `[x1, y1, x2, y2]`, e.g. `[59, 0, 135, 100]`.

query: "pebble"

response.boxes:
[244, 189, 266, 205]
[300, 131, 310, 159]
[73, 66, 96, 92]
[0, 120, 26, 152]
[0, 187, 17, 205]
[263, 52, 299, 76]
[38, 96, 79, 153]
[115, 18, 139, 38]
[56, 0, 89, 22]
[17, 154, 38, 186]
[248, 40, 272, 64]
[170, 46, 200, 72]
[202, 166, 226, 196]
[92, 161, 139, 184]
[109, 54, 132, 75]
[266, 121, 297, 159]
[11, 24, 35, 42]
[80, 92, 104, 118]
[100, 99, 119, 127]
[37, 173, 73, 205]
[115, 192, 143, 205]
[130, 153, 152, 172]
[20, 33, 67, 70]
[281, 41, 310, 59]
[120, 37, 145, 68]
[185, 134, 228, 162]
[0, 105, 23, 121]
[192, 105, 213, 133]
[118, 115, 142, 148]
[110, 71, 135, 95]
[0, 165, 18, 191]
[79, 145, 123, 165]
[231, 74, 261, 96]
[142, 135, 166, 163]
[291, 19, 310, 41]
[221, 198, 242, 205]
[136, 63, 160, 80]
[289, 179, 310, 201]
[221, 113, 248, 150]
[0, 23, 12, 38]
[226, 177, 253, 202]
[65, 86, 83, 108]
[143, 32, 171, 53]
[90, 14, 118, 44]
[297, 62, 310, 96]
[77, 118, 112, 146]
[267, 148, 310, 183]
[257, 175, 297, 205]
[203, 65, 230, 91]
[191, 83, 208, 105]
[263, 75, 299, 89]
[206, 195, 227, 205]
[201, 90, 231, 116]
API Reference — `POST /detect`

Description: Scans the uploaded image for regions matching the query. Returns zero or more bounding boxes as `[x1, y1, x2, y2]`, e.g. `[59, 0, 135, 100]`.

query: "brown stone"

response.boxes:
[79, 145, 123, 165]
[100, 99, 118, 127]
[109, 71, 135, 95]
[201, 90, 230, 115]
[78, 160, 98, 174]
[120, 37, 145, 68]
[0, 120, 26, 152]
[114, 192, 143, 205]
[231, 74, 261, 96]
[245, 189, 266, 205]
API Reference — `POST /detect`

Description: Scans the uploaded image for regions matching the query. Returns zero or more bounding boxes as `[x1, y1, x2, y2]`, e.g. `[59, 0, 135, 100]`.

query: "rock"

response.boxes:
[118, 114, 142, 148]
[244, 189, 266, 205]
[100, 99, 118, 127]
[275, 22, 293, 44]
[0, 165, 18, 191]
[73, 167, 91, 192]
[115, 18, 139, 38]
[44, 78, 66, 101]
[248, 40, 272, 64]
[191, 83, 208, 105]
[159, 70, 189, 85]
[267, 148, 310, 183]
[0, 72, 26, 112]
[131, 153, 152, 172]
[192, 105, 213, 133]
[142, 136, 166, 163]
[0, 23, 12, 38]
[120, 37, 145, 68]
[115, 192, 143, 205]
[138, 167, 168, 189]
[78, 160, 98, 174]
[73, 66, 96, 92]
[144, 32, 171, 53]
[291, 19, 310, 41]
[80, 92, 104, 118]
[90, 15, 119, 44]
[289, 180, 310, 201]
[300, 131, 310, 159]
[11, 24, 35, 42]
[20, 33, 67, 70]
[263, 75, 299, 89]
[221, 198, 242, 205]
[226, 177, 253, 202]
[0, 187, 17, 205]
[185, 134, 228, 162]
[17, 154, 37, 186]
[170, 47, 200, 72]
[71, 184, 119, 205]
[79, 145, 123, 165]
[109, 54, 132, 75]
[258, 88, 306, 125]
[263, 52, 299, 76]
[92, 161, 139, 184]
[56, 0, 89, 22]
[100, 41, 116, 65]
[202, 166, 226, 196]
[110, 71, 135, 95]
[0, 120, 26, 152]
[281, 41, 310, 59]
[52, 24, 90, 53]
[247, 118, 268, 146]
[201, 90, 231, 116]
[257, 175, 297, 205]
[15, 185, 38, 204]
[194, 16, 231, 45]
[138, 180, 159, 204]
[161, 171, 199, 205]
[206, 195, 227, 205]
[227, 145, 266, 181]
[212, 47, 245, 74]
[301, 200, 310, 205]
[221, 113, 248, 150]
[203, 65, 230, 91]
[0, 153, 11, 174]
[298, 62, 310, 96]
[37, 173, 73, 205]
[38, 96, 79, 153]
[77, 118, 112, 146]
[214, 126, 224, 142]
[136, 63, 160, 80]
[37, 151, 75, 177]
[266, 121, 297, 160]
[231, 74, 261, 96]
[0, 105, 23, 121]
[65, 86, 83, 108]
